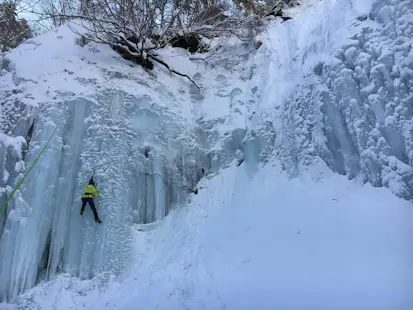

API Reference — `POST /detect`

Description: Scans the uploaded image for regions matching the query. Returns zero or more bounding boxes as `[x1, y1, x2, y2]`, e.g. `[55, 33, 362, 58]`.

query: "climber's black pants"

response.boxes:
[81, 198, 99, 219]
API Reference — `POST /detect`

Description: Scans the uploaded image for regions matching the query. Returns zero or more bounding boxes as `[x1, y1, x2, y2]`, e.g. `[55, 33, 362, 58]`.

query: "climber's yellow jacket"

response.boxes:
[82, 184, 98, 199]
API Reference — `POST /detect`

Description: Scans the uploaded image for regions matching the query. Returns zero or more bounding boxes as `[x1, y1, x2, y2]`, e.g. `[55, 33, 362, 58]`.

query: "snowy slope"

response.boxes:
[0, 0, 413, 307]
[7, 160, 413, 310]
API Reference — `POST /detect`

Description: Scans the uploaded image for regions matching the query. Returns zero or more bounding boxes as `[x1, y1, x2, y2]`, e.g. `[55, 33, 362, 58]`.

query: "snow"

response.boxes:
[4, 160, 413, 310]
[0, 133, 25, 159]
[0, 0, 413, 307]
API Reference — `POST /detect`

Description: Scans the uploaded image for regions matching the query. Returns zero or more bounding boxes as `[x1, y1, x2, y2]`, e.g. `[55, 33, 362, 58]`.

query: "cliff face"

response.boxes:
[0, 19, 270, 299]
[267, 0, 413, 199]
[0, 0, 412, 302]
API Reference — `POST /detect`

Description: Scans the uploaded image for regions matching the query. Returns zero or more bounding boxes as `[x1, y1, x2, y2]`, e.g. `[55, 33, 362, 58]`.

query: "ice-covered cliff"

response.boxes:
[0, 22, 270, 300]
[262, 0, 413, 198]
[0, 0, 412, 305]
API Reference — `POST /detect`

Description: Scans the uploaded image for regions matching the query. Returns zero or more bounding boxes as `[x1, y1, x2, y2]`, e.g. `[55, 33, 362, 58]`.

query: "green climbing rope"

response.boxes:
[0, 120, 60, 213]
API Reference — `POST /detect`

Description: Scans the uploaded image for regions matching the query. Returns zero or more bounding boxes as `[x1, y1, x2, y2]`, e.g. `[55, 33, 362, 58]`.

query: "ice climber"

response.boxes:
[80, 177, 102, 224]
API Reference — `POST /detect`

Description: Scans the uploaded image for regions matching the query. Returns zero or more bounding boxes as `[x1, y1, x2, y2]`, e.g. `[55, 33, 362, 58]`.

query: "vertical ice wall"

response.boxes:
[0, 91, 200, 300]
[317, 0, 413, 199]
[0, 82, 266, 300]
[258, 0, 413, 199]
[0, 98, 35, 238]
[0, 104, 64, 300]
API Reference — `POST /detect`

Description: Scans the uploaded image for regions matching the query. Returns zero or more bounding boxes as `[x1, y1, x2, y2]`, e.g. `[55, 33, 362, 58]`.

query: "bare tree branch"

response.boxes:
[149, 54, 200, 88]
[26, 0, 269, 85]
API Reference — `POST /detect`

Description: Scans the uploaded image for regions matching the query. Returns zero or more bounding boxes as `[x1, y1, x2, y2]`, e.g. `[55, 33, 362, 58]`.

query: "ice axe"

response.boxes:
[91, 171, 97, 187]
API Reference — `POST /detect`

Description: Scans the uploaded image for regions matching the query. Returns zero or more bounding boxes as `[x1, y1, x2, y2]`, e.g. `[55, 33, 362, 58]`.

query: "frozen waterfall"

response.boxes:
[0, 72, 266, 300]
[0, 88, 262, 300]
[256, 0, 413, 198]
[0, 0, 412, 303]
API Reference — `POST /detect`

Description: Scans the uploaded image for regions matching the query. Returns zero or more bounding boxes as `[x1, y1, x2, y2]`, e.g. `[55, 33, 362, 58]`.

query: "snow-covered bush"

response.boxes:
[233, 0, 301, 16]
[40, 0, 264, 78]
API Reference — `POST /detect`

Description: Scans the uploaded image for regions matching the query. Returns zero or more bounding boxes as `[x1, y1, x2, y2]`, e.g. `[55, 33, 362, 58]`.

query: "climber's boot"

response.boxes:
[95, 217, 102, 224]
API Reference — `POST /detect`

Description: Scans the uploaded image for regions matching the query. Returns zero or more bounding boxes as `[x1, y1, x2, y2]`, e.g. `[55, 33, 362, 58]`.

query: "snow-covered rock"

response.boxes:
[266, 0, 413, 199]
